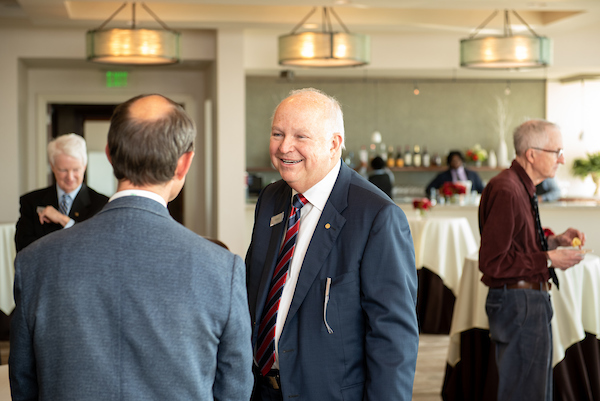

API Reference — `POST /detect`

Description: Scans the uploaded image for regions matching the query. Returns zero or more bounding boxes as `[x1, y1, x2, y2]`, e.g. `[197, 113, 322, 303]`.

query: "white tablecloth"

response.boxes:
[448, 252, 600, 367]
[407, 215, 478, 295]
[0, 224, 16, 315]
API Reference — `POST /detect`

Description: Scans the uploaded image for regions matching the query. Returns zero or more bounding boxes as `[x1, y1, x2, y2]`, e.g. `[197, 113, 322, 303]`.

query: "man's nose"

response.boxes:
[557, 154, 565, 165]
[279, 137, 294, 153]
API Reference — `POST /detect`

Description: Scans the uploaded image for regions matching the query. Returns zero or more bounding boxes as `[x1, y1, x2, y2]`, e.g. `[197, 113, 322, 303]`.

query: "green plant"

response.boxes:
[572, 152, 600, 195]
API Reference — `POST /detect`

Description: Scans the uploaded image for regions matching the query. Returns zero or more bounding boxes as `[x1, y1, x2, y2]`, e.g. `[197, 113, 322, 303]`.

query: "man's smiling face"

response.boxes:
[269, 93, 341, 193]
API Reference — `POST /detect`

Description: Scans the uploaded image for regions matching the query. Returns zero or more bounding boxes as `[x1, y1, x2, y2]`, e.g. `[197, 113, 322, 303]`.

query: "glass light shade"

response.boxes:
[87, 28, 181, 65]
[279, 32, 370, 67]
[460, 35, 551, 69]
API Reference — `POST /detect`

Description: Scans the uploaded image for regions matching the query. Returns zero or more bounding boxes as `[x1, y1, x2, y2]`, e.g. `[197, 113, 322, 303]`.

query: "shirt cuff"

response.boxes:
[64, 218, 75, 229]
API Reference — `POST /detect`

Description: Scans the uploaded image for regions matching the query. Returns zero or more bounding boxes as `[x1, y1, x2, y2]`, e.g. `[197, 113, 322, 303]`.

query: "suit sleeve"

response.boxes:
[15, 196, 39, 253]
[361, 204, 419, 401]
[213, 254, 254, 401]
[425, 172, 447, 197]
[9, 255, 39, 401]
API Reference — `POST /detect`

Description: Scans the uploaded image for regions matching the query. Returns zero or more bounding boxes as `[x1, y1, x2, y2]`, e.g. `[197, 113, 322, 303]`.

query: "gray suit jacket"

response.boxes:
[246, 163, 419, 400]
[10, 196, 253, 401]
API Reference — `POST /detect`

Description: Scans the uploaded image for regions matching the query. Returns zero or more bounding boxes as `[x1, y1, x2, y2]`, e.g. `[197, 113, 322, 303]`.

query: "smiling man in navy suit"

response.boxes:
[246, 88, 419, 400]
[10, 94, 253, 401]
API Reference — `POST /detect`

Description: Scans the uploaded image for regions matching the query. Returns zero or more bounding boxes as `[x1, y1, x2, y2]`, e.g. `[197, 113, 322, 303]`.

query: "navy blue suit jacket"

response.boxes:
[15, 183, 108, 252]
[10, 196, 253, 401]
[246, 163, 419, 400]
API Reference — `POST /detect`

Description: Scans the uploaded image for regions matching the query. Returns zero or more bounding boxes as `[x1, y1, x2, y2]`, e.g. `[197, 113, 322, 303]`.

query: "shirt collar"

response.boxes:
[293, 159, 341, 212]
[511, 159, 536, 197]
[109, 189, 168, 208]
[57, 183, 82, 200]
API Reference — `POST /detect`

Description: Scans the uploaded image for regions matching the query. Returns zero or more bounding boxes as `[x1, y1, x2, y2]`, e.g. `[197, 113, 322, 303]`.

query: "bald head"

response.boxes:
[107, 94, 196, 186]
[129, 94, 175, 123]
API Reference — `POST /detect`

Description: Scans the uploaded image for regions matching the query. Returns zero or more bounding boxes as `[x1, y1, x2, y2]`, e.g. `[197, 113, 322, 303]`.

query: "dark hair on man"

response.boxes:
[107, 94, 196, 186]
[371, 156, 386, 170]
[446, 150, 464, 166]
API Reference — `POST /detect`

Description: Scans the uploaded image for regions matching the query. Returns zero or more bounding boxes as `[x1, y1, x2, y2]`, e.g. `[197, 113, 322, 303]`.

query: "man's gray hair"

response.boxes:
[47, 133, 88, 166]
[281, 88, 346, 149]
[513, 119, 559, 156]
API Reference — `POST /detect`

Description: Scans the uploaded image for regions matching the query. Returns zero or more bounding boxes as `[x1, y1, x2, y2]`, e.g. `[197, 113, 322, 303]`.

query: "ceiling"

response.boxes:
[2, 0, 600, 80]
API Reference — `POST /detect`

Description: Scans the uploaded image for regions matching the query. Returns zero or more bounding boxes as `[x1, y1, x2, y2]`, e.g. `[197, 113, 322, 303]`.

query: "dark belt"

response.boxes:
[504, 280, 551, 292]
[258, 369, 280, 390]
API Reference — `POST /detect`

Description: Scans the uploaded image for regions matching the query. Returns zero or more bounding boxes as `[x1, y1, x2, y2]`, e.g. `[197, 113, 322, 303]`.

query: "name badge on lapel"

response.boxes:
[270, 212, 284, 227]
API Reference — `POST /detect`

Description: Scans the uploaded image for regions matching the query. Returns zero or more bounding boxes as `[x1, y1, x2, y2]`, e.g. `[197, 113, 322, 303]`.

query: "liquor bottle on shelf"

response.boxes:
[413, 145, 422, 167]
[403, 145, 412, 167]
[434, 153, 442, 167]
[387, 146, 396, 168]
[422, 146, 430, 168]
[395, 146, 404, 168]
[380, 143, 388, 161]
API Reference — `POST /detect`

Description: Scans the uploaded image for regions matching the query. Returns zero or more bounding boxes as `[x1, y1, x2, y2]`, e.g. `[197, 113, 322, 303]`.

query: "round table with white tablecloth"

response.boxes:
[406, 215, 478, 334]
[444, 252, 600, 401]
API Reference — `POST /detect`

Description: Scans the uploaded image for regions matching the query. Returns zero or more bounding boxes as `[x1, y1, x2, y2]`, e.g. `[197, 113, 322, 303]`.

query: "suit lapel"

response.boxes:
[70, 184, 91, 220]
[284, 163, 350, 326]
[254, 186, 293, 322]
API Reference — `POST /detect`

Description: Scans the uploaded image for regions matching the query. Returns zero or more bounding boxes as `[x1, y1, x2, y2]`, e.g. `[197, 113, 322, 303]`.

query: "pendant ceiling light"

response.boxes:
[87, 2, 180, 65]
[460, 10, 551, 69]
[278, 7, 370, 68]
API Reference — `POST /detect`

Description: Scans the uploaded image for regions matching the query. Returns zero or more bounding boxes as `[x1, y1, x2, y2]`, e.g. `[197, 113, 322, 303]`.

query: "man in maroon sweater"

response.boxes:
[479, 119, 585, 401]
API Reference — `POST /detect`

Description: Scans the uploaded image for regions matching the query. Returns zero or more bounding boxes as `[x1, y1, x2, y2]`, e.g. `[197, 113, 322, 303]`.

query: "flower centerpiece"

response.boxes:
[439, 182, 467, 197]
[412, 197, 433, 217]
[572, 152, 600, 196]
[465, 144, 488, 167]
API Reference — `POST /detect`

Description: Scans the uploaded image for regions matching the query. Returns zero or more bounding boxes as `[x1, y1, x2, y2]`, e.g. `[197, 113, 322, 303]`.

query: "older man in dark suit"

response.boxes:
[246, 88, 419, 400]
[9, 94, 253, 400]
[15, 133, 108, 252]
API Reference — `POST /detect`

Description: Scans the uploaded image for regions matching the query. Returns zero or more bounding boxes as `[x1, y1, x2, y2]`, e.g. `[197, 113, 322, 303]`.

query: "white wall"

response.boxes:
[547, 80, 600, 197]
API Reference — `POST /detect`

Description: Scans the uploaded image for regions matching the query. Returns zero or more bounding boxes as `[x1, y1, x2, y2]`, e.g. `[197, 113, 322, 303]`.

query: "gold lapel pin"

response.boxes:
[74, 212, 79, 217]
[325, 223, 331, 229]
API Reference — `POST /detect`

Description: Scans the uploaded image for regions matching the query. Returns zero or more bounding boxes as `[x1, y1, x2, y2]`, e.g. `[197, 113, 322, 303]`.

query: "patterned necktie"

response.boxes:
[531, 194, 559, 289]
[59, 194, 72, 216]
[255, 193, 308, 376]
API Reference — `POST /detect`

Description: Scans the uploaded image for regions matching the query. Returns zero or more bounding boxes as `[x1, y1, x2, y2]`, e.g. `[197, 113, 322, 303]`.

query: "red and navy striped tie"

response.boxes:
[255, 193, 307, 376]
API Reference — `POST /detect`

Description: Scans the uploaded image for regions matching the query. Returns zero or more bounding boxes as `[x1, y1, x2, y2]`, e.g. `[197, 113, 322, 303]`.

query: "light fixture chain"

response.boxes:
[511, 10, 541, 38]
[290, 7, 317, 34]
[95, 2, 128, 31]
[141, 3, 175, 31]
[329, 7, 350, 33]
[132, 2, 136, 29]
[468, 10, 498, 39]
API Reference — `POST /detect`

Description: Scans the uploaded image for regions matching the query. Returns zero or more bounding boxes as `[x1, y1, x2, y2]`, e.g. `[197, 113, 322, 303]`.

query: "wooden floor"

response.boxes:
[0, 335, 449, 400]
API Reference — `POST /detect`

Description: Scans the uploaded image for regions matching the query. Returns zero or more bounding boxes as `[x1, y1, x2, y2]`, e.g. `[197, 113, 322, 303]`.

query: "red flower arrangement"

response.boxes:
[413, 198, 432, 212]
[439, 182, 467, 197]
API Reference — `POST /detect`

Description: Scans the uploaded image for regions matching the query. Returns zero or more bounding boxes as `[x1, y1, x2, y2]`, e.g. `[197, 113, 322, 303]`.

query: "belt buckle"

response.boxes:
[266, 375, 279, 390]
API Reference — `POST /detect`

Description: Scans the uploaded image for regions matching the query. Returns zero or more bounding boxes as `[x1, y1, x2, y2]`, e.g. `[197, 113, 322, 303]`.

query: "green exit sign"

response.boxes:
[106, 71, 128, 88]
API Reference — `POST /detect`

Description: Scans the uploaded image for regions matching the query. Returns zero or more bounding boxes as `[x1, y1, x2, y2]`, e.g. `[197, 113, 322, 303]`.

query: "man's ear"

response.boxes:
[330, 133, 343, 156]
[105, 144, 112, 165]
[525, 148, 536, 164]
[175, 151, 195, 180]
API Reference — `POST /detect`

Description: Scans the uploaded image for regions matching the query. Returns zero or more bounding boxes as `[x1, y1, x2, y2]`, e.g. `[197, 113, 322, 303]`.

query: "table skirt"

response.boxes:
[417, 267, 456, 334]
[442, 328, 600, 401]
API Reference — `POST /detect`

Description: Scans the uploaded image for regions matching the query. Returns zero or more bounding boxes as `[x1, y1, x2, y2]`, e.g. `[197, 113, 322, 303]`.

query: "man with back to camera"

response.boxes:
[246, 88, 419, 400]
[15, 133, 108, 252]
[9, 94, 253, 401]
[479, 119, 585, 401]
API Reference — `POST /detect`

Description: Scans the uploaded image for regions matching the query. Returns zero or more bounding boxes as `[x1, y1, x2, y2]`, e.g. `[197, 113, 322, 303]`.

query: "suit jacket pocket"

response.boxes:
[341, 382, 364, 401]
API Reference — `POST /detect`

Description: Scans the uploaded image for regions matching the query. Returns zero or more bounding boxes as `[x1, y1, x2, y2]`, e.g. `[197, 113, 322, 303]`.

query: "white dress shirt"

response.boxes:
[109, 189, 168, 208]
[274, 159, 341, 368]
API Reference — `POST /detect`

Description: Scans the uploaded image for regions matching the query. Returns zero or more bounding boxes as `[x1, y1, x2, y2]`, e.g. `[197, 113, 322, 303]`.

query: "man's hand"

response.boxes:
[547, 248, 585, 270]
[37, 206, 70, 227]
[547, 227, 585, 250]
